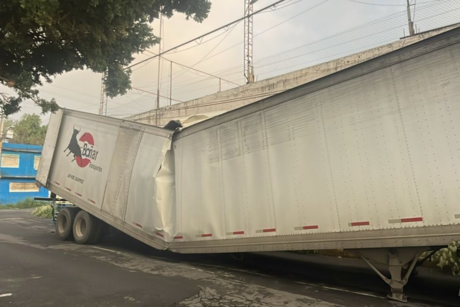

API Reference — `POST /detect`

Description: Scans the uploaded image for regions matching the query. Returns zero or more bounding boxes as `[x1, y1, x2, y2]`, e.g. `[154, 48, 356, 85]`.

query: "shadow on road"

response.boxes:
[99, 231, 460, 307]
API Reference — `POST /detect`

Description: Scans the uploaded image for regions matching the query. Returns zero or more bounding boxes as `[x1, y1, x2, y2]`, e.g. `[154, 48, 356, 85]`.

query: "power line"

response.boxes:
[45, 85, 149, 113]
[159, 0, 326, 88]
[39, 89, 98, 107]
[219, 0, 458, 80]
[167, 23, 241, 86]
[123, 0, 459, 117]
[107, 82, 187, 113]
[151, 24, 237, 55]
[137, 22, 243, 91]
[131, 29, 241, 101]
[195, 23, 240, 69]
[144, 39, 241, 86]
[49, 84, 99, 99]
[347, 0, 439, 6]
[187, 0, 329, 68]
[102, 94, 152, 113]
[166, 0, 460, 101]
[126, 0, 288, 70]
[260, 0, 306, 13]
[138, 0, 305, 67]
[131, 86, 183, 103]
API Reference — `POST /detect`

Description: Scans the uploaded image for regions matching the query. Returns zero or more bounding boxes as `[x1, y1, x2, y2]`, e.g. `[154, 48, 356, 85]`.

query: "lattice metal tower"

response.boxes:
[244, 0, 255, 83]
[99, 73, 106, 116]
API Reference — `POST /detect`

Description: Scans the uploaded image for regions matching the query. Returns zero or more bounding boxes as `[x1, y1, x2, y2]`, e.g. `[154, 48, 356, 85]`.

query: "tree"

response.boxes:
[0, 0, 211, 116]
[8, 114, 48, 145]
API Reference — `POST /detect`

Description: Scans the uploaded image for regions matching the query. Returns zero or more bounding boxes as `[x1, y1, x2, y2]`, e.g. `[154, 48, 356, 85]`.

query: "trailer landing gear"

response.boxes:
[353, 247, 427, 302]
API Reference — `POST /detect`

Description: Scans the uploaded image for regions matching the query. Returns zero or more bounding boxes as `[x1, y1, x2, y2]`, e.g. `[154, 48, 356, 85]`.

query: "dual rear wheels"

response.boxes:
[55, 208, 102, 244]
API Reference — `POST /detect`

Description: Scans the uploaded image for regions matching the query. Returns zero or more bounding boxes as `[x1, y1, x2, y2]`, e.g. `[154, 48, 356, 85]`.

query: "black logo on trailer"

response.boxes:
[63, 127, 98, 168]
[64, 126, 82, 163]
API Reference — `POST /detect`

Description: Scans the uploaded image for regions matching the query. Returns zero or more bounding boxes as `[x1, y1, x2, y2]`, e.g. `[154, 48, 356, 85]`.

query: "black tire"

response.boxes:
[73, 211, 101, 244]
[55, 208, 79, 241]
[97, 220, 112, 241]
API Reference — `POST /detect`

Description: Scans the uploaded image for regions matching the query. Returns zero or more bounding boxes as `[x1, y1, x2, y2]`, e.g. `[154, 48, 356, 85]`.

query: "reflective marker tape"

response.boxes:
[389, 217, 423, 224]
[256, 228, 276, 233]
[65, 187, 72, 192]
[173, 235, 183, 240]
[294, 225, 319, 231]
[75, 192, 82, 197]
[88, 199, 96, 204]
[155, 232, 164, 238]
[227, 231, 245, 235]
[401, 217, 423, 223]
[53, 181, 60, 186]
[349, 221, 370, 227]
[133, 222, 143, 229]
[201, 233, 212, 237]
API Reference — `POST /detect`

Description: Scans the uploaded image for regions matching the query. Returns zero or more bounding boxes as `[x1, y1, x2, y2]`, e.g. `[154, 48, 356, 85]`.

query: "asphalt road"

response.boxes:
[0, 209, 458, 307]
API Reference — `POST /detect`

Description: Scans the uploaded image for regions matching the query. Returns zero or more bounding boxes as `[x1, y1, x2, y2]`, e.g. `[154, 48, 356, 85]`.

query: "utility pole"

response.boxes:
[406, 0, 415, 36]
[169, 61, 173, 106]
[156, 14, 164, 126]
[0, 111, 5, 162]
[156, 14, 163, 110]
[99, 73, 106, 115]
[104, 94, 108, 116]
[244, 0, 255, 84]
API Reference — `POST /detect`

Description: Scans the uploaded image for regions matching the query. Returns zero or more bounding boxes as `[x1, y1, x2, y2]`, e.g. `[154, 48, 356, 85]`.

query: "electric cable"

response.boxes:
[126, 0, 288, 70]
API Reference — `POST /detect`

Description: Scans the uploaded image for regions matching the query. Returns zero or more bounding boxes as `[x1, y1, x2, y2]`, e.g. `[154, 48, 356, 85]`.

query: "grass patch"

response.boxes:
[0, 198, 46, 210]
[32, 205, 53, 218]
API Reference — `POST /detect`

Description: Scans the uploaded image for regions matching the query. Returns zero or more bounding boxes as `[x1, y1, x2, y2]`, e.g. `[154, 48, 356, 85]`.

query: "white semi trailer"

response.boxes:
[37, 27, 460, 302]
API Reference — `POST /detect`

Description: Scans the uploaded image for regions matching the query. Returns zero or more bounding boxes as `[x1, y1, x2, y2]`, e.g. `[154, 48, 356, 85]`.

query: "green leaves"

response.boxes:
[8, 113, 48, 145]
[0, 0, 211, 115]
[1, 95, 22, 116]
[428, 241, 460, 275]
[105, 66, 132, 98]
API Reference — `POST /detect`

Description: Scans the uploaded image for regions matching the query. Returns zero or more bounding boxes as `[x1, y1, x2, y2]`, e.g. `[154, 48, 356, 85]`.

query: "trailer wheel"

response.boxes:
[73, 211, 101, 244]
[55, 208, 79, 241]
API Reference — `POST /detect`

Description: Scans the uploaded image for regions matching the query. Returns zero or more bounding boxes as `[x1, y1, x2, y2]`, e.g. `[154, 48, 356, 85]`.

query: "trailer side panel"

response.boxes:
[170, 28, 460, 253]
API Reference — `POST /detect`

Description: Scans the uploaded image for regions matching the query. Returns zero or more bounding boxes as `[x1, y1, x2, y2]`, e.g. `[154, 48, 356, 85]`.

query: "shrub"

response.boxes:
[0, 198, 45, 209]
[32, 205, 53, 218]
[428, 241, 460, 275]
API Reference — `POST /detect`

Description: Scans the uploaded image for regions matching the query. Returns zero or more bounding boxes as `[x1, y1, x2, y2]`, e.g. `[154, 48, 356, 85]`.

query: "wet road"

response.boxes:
[0, 209, 458, 307]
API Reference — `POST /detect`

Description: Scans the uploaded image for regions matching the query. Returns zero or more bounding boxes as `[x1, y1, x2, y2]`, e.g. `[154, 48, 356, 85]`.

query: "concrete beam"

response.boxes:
[127, 24, 460, 127]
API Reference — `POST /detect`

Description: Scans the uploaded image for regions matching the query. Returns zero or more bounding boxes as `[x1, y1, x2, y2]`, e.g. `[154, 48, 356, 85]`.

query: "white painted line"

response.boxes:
[92, 246, 120, 254]
[0, 293, 12, 298]
[294, 281, 383, 299]
[92, 246, 127, 257]
[295, 281, 320, 287]
[321, 285, 383, 299]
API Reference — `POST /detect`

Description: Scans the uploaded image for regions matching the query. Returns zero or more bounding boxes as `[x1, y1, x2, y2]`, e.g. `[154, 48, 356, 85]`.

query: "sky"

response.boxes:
[1, 0, 457, 124]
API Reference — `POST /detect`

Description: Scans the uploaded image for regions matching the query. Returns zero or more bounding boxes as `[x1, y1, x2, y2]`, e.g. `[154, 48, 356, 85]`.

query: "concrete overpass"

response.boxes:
[127, 24, 459, 127]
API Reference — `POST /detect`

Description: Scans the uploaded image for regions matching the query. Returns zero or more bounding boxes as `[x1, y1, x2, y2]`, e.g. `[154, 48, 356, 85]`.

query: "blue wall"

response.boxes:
[0, 178, 49, 204]
[0, 143, 49, 205]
